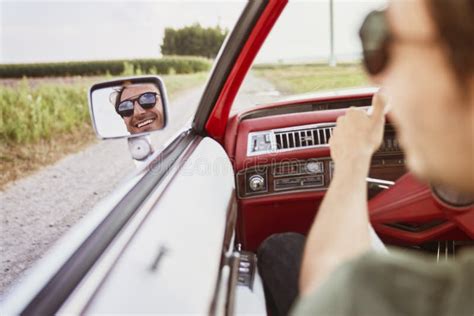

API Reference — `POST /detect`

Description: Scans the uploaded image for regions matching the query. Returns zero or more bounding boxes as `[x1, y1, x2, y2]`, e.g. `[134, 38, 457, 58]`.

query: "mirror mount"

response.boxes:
[128, 136, 154, 163]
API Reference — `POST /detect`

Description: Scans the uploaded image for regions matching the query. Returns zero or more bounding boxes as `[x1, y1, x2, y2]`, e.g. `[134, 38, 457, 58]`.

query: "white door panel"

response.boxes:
[85, 137, 235, 314]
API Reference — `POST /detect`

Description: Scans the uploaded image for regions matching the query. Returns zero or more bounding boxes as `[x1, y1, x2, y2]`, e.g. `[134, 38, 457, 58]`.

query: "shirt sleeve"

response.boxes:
[291, 250, 474, 316]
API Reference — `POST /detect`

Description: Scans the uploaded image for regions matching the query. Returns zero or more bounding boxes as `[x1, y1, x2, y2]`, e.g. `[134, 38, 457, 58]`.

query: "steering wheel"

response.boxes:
[367, 172, 474, 244]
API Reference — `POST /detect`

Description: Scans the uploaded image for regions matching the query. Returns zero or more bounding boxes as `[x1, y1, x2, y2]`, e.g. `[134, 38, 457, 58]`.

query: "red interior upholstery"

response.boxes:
[225, 96, 474, 252]
[238, 191, 324, 251]
[370, 173, 474, 243]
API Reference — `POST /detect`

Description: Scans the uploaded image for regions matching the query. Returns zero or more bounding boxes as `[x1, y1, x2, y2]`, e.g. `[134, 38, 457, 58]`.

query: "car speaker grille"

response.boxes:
[275, 125, 334, 150]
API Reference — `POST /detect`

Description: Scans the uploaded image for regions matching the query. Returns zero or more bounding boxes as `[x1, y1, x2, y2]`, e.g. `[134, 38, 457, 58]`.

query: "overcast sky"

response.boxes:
[0, 0, 386, 64]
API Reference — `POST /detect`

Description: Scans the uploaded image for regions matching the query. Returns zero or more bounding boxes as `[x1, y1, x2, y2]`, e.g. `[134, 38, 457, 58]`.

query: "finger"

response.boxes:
[370, 92, 387, 125]
[336, 115, 345, 125]
[328, 135, 334, 147]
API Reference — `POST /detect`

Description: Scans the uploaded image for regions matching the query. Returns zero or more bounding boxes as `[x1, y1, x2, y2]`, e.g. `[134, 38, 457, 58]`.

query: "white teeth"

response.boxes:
[136, 119, 154, 128]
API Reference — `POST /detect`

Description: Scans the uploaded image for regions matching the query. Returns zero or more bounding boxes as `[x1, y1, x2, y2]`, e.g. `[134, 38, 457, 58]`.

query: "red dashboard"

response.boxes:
[224, 92, 474, 252]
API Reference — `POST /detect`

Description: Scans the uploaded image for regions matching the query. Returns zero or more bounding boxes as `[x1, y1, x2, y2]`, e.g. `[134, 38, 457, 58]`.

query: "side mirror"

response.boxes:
[89, 76, 169, 139]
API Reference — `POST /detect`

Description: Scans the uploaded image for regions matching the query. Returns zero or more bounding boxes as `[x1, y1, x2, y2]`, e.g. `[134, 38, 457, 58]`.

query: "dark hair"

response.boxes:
[428, 0, 474, 82]
[114, 81, 133, 111]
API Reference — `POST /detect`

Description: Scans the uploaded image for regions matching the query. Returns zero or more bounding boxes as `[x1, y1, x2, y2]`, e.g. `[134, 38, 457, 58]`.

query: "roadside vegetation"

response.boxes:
[0, 56, 211, 78]
[253, 62, 369, 94]
[0, 70, 208, 189]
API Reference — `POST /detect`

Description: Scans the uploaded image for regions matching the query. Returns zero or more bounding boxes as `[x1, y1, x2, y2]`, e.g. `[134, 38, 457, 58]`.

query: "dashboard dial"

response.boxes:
[249, 175, 265, 191]
[306, 161, 322, 174]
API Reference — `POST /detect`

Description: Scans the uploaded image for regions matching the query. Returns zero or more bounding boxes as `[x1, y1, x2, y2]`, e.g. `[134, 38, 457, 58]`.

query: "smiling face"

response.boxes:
[119, 84, 165, 134]
[376, 0, 474, 193]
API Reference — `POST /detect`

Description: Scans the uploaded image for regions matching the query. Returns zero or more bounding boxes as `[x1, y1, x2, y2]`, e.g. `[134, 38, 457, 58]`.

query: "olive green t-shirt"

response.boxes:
[292, 250, 474, 316]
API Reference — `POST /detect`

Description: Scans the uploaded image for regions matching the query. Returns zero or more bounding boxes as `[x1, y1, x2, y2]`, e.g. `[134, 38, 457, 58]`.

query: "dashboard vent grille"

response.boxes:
[275, 125, 334, 150]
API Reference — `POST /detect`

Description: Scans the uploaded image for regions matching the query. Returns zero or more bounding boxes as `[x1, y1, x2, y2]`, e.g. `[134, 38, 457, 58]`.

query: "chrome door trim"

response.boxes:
[209, 191, 238, 315]
[225, 252, 241, 315]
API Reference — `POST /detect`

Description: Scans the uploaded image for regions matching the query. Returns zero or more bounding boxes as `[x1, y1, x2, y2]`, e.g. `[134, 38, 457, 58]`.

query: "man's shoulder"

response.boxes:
[292, 250, 474, 316]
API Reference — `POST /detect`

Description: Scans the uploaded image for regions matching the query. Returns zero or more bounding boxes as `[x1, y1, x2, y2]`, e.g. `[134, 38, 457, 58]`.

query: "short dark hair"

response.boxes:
[428, 0, 474, 82]
[114, 81, 133, 112]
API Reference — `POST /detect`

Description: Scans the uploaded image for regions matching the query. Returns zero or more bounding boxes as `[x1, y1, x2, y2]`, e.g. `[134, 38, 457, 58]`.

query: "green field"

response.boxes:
[253, 63, 369, 94]
[0, 82, 90, 145]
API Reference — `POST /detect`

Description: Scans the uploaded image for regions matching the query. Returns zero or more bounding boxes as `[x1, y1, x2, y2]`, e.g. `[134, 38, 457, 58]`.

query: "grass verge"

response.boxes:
[253, 63, 369, 94]
[0, 131, 96, 190]
[0, 72, 208, 189]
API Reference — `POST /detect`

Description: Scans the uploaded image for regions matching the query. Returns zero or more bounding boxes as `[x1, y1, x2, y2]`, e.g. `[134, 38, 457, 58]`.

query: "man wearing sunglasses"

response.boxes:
[115, 83, 165, 134]
[258, 1, 474, 315]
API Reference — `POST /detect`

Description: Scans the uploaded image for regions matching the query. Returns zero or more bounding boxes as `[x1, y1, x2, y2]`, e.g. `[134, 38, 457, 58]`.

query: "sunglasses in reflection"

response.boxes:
[359, 9, 438, 75]
[115, 92, 159, 117]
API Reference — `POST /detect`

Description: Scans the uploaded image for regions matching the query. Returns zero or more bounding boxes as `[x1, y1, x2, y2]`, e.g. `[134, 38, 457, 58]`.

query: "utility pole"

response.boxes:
[329, 0, 336, 67]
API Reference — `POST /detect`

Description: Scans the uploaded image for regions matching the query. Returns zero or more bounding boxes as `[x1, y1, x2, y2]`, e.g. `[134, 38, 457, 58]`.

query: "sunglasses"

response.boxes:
[116, 92, 159, 117]
[359, 9, 441, 76]
[359, 10, 392, 76]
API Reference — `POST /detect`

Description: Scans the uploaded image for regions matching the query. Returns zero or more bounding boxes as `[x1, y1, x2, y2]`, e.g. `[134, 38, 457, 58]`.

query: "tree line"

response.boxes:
[161, 23, 228, 59]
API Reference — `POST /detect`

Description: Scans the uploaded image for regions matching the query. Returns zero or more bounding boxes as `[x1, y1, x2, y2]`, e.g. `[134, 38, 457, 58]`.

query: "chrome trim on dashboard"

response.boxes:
[366, 177, 395, 189]
[272, 159, 324, 178]
[242, 168, 269, 197]
[236, 154, 404, 199]
[247, 122, 336, 156]
[236, 158, 331, 199]
[273, 175, 325, 192]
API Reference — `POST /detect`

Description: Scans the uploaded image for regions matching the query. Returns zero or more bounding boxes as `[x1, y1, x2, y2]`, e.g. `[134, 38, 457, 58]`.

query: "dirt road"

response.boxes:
[0, 73, 280, 299]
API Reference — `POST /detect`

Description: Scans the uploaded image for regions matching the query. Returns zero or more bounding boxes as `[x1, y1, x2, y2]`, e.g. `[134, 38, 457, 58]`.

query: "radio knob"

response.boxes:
[306, 161, 321, 173]
[249, 175, 265, 191]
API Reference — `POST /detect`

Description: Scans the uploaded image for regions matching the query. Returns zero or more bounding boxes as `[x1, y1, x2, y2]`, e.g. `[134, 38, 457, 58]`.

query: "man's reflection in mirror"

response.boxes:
[111, 83, 164, 134]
